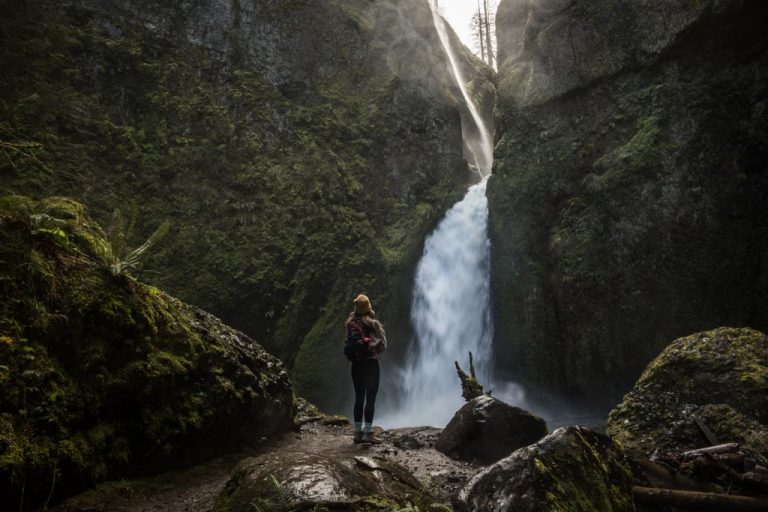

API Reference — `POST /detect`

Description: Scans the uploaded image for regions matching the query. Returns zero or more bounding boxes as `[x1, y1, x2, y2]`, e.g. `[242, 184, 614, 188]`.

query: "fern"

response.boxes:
[250, 473, 294, 512]
[99, 206, 169, 276]
[119, 220, 169, 273]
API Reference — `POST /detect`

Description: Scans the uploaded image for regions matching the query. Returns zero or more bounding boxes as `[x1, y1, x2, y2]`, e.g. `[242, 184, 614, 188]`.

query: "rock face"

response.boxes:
[490, 0, 768, 403]
[0, 0, 494, 410]
[607, 327, 768, 461]
[456, 426, 635, 512]
[215, 453, 426, 511]
[436, 395, 548, 464]
[0, 197, 294, 509]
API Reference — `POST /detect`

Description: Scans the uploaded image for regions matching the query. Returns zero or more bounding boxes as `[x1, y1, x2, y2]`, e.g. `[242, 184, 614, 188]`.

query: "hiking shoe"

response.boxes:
[353, 431, 364, 444]
[362, 431, 382, 444]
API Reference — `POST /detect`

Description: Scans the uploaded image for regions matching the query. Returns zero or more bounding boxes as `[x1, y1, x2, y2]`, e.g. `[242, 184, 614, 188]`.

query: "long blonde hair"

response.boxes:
[346, 311, 378, 329]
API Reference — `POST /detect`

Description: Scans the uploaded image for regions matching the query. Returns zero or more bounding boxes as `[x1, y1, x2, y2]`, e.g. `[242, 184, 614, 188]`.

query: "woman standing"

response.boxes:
[345, 294, 387, 443]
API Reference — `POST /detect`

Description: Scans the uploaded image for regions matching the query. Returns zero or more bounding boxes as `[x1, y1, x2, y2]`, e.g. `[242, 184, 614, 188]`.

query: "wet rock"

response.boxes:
[395, 434, 424, 450]
[436, 395, 548, 464]
[496, 0, 722, 108]
[456, 426, 634, 512]
[490, 0, 768, 405]
[220, 454, 373, 510]
[388, 426, 442, 450]
[0, 197, 294, 509]
[295, 397, 324, 425]
[607, 327, 768, 461]
[321, 415, 350, 427]
[215, 452, 423, 511]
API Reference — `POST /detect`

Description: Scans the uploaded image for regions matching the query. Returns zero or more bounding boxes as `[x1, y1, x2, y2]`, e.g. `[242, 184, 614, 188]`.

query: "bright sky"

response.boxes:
[439, 0, 498, 54]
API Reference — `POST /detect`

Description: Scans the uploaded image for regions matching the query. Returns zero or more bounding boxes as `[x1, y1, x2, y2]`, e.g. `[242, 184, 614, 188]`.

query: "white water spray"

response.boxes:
[379, 1, 496, 427]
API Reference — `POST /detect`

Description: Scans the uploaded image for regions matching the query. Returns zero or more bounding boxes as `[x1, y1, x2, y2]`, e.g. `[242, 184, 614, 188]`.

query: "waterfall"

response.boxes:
[429, 0, 493, 177]
[379, 1, 495, 427]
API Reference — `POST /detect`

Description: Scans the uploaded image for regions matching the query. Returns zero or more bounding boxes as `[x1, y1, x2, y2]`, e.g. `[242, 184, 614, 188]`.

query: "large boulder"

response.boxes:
[489, 0, 768, 404]
[456, 426, 635, 512]
[0, 196, 294, 509]
[436, 395, 548, 464]
[215, 453, 430, 511]
[607, 327, 768, 460]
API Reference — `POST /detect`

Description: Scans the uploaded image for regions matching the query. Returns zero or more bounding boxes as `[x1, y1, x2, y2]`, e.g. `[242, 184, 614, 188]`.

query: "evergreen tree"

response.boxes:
[471, 0, 496, 67]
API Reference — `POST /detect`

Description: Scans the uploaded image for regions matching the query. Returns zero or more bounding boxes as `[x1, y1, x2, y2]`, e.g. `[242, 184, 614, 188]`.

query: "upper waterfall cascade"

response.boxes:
[379, 1, 496, 427]
[430, 0, 493, 177]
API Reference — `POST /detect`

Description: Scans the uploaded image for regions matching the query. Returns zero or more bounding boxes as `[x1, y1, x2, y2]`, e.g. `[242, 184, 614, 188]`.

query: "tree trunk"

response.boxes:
[483, 0, 493, 67]
[633, 486, 768, 511]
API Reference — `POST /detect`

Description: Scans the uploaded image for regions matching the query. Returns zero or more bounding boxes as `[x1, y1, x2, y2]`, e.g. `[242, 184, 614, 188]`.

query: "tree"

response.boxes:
[471, 0, 496, 67]
[483, 0, 494, 68]
[471, 10, 486, 63]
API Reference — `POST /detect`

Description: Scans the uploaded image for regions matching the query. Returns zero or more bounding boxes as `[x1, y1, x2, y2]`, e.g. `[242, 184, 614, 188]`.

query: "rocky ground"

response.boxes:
[34, 328, 768, 512]
[54, 419, 480, 512]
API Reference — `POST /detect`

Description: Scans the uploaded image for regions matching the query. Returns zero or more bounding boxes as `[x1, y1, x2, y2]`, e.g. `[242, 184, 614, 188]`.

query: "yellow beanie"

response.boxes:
[353, 294, 373, 315]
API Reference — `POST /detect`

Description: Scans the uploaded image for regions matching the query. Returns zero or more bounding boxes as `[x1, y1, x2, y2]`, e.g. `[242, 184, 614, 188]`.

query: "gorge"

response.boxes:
[1, 0, 768, 510]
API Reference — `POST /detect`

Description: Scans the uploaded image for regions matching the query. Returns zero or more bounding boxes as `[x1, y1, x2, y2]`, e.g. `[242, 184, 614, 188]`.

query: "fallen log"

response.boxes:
[682, 443, 740, 458]
[633, 486, 768, 511]
[632, 456, 722, 493]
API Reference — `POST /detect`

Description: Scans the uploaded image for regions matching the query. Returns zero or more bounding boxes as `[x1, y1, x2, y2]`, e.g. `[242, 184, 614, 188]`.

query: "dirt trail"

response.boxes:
[55, 420, 479, 512]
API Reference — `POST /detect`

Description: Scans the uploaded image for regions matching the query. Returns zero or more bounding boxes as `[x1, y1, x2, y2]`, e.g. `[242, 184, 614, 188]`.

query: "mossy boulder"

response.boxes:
[455, 426, 634, 512]
[490, 0, 768, 404]
[607, 327, 768, 461]
[436, 395, 548, 464]
[0, 196, 294, 509]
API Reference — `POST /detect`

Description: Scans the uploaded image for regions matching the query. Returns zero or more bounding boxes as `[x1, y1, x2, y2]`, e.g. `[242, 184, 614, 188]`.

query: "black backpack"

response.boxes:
[344, 318, 373, 362]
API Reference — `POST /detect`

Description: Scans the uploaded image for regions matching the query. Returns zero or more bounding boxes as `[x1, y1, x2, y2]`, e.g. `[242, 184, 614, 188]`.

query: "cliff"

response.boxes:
[0, 0, 494, 409]
[489, 0, 768, 403]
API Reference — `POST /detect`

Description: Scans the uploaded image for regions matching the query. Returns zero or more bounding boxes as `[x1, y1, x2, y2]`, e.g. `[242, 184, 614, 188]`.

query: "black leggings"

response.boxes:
[351, 359, 380, 424]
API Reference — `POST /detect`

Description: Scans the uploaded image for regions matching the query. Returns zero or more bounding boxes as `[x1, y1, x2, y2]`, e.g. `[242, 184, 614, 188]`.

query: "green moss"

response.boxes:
[533, 430, 633, 512]
[489, 49, 768, 403]
[461, 427, 633, 511]
[608, 328, 768, 460]
[0, 196, 293, 509]
[0, 0, 475, 413]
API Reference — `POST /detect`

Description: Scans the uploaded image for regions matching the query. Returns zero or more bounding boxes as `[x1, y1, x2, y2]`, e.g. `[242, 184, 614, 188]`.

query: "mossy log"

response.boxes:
[633, 486, 768, 511]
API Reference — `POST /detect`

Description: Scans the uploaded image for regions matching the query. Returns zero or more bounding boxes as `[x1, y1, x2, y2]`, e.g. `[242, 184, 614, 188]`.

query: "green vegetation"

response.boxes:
[607, 327, 768, 462]
[527, 430, 633, 512]
[457, 427, 634, 511]
[488, 7, 768, 401]
[0, 0, 474, 408]
[0, 196, 293, 510]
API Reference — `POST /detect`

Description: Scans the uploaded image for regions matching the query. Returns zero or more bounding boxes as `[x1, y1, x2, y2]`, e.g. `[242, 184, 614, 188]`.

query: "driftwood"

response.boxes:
[633, 486, 768, 511]
[631, 417, 768, 503]
[635, 439, 768, 498]
[454, 352, 486, 401]
[682, 443, 740, 458]
[632, 456, 722, 493]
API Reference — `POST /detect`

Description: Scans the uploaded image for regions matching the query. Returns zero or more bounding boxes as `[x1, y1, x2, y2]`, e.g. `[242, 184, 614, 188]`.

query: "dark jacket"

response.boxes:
[345, 316, 387, 361]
